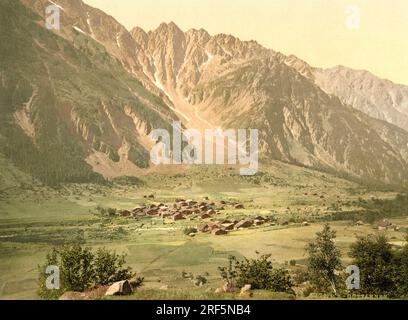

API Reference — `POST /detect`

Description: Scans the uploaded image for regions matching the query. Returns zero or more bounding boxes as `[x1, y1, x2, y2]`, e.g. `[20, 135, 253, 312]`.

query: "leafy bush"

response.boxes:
[58, 244, 95, 292]
[37, 244, 138, 299]
[218, 254, 294, 294]
[93, 248, 135, 285]
[349, 234, 408, 298]
[194, 275, 208, 286]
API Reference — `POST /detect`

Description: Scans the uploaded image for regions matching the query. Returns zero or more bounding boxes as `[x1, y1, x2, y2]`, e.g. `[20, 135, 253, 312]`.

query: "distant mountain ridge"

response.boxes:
[1, 0, 407, 187]
[283, 56, 408, 132]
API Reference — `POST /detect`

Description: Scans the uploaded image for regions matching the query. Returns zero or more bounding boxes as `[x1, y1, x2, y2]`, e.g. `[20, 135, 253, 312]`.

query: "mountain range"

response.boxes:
[1, 0, 408, 187]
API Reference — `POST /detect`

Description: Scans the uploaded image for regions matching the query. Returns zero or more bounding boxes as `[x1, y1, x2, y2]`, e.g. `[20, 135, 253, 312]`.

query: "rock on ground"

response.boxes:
[105, 280, 133, 296]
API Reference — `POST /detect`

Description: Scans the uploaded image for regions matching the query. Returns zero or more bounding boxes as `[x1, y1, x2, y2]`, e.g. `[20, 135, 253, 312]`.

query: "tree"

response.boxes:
[305, 224, 342, 295]
[37, 248, 63, 300]
[349, 234, 395, 296]
[392, 241, 408, 297]
[349, 234, 408, 298]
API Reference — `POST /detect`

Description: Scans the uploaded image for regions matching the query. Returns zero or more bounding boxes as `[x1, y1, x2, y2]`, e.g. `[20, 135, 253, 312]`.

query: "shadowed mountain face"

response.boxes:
[2, 0, 408, 186]
[1, 0, 177, 184]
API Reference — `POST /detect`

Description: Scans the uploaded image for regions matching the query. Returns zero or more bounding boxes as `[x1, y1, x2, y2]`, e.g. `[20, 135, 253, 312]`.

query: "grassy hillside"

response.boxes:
[0, 0, 175, 186]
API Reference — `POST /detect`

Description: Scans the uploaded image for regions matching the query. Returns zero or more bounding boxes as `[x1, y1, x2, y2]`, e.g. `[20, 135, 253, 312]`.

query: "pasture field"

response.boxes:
[0, 163, 406, 300]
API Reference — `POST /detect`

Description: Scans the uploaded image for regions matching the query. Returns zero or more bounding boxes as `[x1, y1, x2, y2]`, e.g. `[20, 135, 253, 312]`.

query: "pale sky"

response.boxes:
[84, 0, 408, 85]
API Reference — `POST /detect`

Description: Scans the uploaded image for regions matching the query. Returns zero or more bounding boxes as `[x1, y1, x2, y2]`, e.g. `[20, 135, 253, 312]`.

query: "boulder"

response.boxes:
[105, 280, 133, 296]
[200, 213, 211, 219]
[234, 204, 244, 209]
[239, 284, 252, 297]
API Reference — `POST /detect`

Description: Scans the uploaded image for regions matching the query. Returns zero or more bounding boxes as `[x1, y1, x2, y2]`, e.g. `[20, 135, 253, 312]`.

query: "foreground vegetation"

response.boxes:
[36, 225, 408, 300]
[37, 245, 141, 299]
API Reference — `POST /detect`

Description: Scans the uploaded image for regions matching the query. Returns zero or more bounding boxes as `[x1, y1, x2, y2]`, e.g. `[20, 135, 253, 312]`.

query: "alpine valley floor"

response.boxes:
[0, 163, 407, 300]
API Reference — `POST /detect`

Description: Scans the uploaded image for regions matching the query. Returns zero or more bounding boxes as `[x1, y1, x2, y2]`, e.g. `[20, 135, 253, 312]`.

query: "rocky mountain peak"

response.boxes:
[13, 0, 408, 186]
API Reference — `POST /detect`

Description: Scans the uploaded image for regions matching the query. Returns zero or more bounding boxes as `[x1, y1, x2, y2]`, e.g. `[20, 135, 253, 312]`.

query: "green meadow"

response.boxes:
[0, 163, 406, 299]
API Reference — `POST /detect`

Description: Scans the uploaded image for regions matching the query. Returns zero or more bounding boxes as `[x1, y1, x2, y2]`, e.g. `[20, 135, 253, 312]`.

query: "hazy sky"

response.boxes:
[84, 0, 408, 85]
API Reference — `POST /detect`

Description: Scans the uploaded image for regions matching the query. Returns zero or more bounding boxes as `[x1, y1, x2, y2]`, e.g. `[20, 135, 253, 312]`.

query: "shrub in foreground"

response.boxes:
[38, 244, 139, 299]
[218, 254, 294, 294]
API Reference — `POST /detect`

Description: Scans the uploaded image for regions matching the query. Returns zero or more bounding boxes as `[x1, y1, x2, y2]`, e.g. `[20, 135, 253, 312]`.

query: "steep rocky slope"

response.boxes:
[314, 66, 408, 132]
[0, 0, 177, 184]
[283, 55, 408, 132]
[128, 22, 408, 185]
[9, 0, 408, 187]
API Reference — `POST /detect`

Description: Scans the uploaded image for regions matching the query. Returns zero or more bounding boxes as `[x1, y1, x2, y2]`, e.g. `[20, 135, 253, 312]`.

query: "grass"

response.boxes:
[105, 289, 295, 300]
[0, 163, 407, 300]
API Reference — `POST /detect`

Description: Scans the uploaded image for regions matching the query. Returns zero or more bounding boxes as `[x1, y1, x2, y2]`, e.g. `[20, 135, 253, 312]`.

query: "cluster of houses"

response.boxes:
[197, 215, 272, 236]
[117, 198, 245, 222]
[114, 197, 279, 236]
